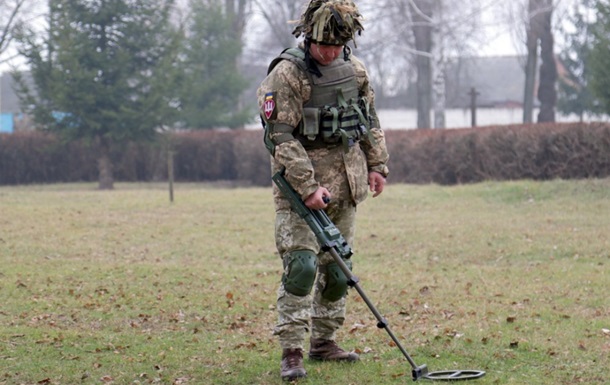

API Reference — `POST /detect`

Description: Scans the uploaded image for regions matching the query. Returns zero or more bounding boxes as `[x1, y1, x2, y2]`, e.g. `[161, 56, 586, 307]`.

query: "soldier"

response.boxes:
[257, 0, 390, 381]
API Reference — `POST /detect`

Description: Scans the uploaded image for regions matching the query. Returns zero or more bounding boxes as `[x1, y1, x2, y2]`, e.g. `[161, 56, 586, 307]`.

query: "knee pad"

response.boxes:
[282, 250, 317, 296]
[321, 260, 352, 302]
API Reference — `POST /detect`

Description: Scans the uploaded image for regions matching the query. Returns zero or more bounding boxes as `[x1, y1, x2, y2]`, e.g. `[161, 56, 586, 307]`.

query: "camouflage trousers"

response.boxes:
[273, 203, 356, 350]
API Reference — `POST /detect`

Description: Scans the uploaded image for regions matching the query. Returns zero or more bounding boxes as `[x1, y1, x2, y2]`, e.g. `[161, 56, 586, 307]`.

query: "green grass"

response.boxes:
[1, 179, 609, 385]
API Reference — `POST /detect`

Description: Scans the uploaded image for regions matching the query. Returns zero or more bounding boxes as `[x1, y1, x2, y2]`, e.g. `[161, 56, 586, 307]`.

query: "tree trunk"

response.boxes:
[432, 2, 446, 129]
[523, 0, 541, 124]
[225, 0, 248, 42]
[537, 0, 557, 123]
[226, 0, 249, 124]
[98, 139, 114, 190]
[411, 0, 433, 129]
[432, 45, 446, 129]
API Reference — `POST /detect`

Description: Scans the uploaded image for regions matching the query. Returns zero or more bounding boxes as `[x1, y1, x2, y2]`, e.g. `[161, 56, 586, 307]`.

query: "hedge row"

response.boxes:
[386, 122, 610, 184]
[0, 130, 271, 186]
[1, 122, 609, 186]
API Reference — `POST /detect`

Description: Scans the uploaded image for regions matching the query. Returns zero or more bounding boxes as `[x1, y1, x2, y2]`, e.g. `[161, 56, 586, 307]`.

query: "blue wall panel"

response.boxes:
[0, 113, 13, 133]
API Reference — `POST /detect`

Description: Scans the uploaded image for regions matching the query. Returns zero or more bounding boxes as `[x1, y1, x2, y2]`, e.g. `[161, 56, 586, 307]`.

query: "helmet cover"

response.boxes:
[292, 0, 364, 46]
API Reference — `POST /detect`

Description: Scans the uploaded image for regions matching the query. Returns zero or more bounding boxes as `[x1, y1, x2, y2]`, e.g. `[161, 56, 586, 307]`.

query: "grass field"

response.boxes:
[1, 179, 609, 385]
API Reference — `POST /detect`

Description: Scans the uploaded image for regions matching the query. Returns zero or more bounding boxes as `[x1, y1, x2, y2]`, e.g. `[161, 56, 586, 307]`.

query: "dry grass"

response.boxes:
[1, 179, 609, 384]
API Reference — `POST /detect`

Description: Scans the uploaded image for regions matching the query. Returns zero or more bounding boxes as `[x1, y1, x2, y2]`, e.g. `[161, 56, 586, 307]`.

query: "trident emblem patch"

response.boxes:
[264, 92, 276, 120]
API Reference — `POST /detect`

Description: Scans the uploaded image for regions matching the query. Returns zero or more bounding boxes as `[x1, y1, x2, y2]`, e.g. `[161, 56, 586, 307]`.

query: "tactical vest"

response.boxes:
[268, 47, 373, 152]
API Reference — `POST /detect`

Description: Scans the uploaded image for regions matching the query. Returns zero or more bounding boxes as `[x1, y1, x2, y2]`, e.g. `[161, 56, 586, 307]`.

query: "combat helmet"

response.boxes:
[292, 0, 364, 47]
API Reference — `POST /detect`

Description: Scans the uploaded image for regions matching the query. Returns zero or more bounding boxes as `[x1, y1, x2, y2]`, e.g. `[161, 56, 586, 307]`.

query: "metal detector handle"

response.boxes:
[272, 168, 352, 259]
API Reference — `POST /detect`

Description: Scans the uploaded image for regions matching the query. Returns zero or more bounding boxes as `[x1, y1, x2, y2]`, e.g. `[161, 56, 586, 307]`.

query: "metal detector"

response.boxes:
[324, 245, 486, 382]
[273, 169, 486, 381]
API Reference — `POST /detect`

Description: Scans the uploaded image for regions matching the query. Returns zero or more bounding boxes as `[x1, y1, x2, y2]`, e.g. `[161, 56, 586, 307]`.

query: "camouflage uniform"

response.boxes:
[257, 45, 390, 351]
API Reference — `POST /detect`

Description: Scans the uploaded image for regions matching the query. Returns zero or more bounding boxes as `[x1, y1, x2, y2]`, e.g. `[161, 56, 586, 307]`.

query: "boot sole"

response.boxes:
[281, 372, 307, 381]
[308, 354, 359, 362]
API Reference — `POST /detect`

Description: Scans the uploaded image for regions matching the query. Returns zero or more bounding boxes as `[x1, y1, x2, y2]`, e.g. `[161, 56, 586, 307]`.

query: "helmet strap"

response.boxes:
[343, 45, 351, 61]
[304, 39, 323, 77]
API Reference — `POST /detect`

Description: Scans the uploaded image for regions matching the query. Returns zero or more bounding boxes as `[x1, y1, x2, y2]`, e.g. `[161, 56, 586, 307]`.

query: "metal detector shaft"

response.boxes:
[326, 246, 426, 377]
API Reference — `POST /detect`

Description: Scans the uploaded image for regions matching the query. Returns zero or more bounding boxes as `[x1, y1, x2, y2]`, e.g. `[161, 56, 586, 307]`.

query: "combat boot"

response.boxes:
[308, 338, 360, 362]
[280, 348, 307, 381]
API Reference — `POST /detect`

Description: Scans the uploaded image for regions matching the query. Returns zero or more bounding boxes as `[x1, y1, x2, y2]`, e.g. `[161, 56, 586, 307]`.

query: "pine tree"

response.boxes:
[177, 0, 251, 129]
[557, 0, 601, 121]
[588, 0, 610, 114]
[16, 0, 181, 189]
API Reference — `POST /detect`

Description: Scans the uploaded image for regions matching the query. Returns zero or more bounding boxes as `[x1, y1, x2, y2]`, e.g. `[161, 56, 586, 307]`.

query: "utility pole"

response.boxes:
[469, 87, 479, 127]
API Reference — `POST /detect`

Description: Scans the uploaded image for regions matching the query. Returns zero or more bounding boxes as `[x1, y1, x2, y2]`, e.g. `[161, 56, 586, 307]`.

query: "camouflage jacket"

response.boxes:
[257, 46, 389, 210]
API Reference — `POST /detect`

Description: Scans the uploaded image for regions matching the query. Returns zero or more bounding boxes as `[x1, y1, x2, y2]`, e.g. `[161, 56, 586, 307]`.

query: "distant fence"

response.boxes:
[1, 122, 609, 186]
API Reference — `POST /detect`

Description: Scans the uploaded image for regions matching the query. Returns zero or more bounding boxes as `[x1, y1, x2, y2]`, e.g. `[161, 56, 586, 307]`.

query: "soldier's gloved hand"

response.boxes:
[305, 186, 331, 210]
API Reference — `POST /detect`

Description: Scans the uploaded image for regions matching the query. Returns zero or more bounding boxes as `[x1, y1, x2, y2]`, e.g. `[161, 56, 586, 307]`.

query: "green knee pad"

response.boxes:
[282, 250, 317, 297]
[321, 260, 352, 302]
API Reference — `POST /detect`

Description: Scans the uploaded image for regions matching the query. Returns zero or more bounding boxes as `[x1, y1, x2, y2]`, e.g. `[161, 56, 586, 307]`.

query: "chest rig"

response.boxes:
[268, 47, 373, 152]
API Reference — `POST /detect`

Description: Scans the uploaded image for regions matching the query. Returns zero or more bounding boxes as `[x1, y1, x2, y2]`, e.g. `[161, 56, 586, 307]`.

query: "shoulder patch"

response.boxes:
[264, 92, 277, 120]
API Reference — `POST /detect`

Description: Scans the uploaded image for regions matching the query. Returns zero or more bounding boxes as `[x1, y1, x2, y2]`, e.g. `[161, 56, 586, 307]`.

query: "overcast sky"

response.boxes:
[1, 0, 577, 74]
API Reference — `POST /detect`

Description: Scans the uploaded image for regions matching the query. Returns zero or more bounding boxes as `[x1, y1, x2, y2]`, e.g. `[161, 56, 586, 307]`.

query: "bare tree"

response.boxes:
[536, 0, 557, 122]
[499, 0, 569, 123]
[431, 2, 446, 129]
[404, 0, 488, 128]
[225, 0, 250, 40]
[523, 0, 558, 123]
[409, 0, 434, 129]
[523, 0, 539, 123]
[252, 0, 301, 52]
[0, 0, 28, 64]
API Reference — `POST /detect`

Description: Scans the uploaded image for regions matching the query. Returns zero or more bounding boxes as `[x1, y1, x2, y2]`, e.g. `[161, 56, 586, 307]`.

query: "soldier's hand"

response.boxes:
[369, 171, 386, 197]
[305, 187, 331, 210]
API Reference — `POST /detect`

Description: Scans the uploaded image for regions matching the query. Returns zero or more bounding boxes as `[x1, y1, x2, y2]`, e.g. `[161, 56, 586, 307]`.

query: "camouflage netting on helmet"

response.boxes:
[292, 0, 364, 46]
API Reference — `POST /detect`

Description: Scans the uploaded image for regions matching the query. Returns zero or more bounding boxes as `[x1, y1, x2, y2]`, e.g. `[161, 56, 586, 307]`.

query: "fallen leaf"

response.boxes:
[349, 323, 366, 333]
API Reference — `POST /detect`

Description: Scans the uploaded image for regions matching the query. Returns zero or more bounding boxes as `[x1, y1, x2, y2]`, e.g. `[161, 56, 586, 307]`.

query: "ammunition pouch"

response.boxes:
[300, 89, 375, 152]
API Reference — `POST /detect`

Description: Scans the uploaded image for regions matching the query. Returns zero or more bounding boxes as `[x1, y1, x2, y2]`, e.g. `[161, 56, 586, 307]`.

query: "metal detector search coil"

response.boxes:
[273, 168, 486, 382]
[423, 370, 486, 381]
